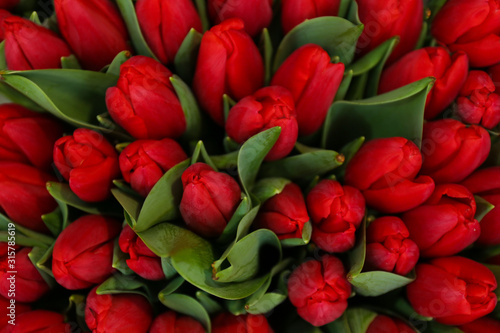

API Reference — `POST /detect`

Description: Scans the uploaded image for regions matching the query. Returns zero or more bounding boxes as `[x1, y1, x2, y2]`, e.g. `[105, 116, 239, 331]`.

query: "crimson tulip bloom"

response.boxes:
[307, 179, 365, 253]
[149, 311, 205, 333]
[52, 215, 121, 290]
[379, 47, 468, 120]
[136, 0, 202, 64]
[281, 0, 340, 34]
[212, 313, 273, 333]
[4, 310, 71, 333]
[53, 128, 121, 202]
[366, 315, 415, 333]
[193, 18, 264, 126]
[0, 10, 12, 42]
[271, 44, 344, 136]
[225, 86, 298, 161]
[180, 163, 241, 237]
[460, 317, 500, 333]
[344, 137, 435, 214]
[407, 256, 497, 325]
[421, 119, 490, 184]
[54, 0, 130, 70]
[119, 138, 188, 197]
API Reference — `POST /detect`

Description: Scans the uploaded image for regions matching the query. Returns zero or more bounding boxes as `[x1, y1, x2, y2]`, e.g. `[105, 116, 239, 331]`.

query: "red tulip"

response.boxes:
[193, 18, 264, 126]
[306, 179, 365, 253]
[225, 86, 298, 161]
[149, 311, 205, 333]
[136, 0, 202, 64]
[106, 56, 186, 140]
[271, 44, 344, 136]
[0, 295, 30, 330]
[421, 119, 490, 184]
[119, 138, 188, 197]
[1, 310, 71, 333]
[344, 137, 435, 214]
[379, 47, 469, 120]
[407, 256, 497, 325]
[212, 313, 273, 333]
[366, 315, 415, 333]
[0, 10, 12, 41]
[180, 163, 241, 237]
[489, 64, 500, 91]
[52, 215, 121, 290]
[460, 317, 500, 333]
[281, 0, 340, 34]
[54, 0, 130, 70]
[0, 0, 17, 10]
[53, 128, 120, 202]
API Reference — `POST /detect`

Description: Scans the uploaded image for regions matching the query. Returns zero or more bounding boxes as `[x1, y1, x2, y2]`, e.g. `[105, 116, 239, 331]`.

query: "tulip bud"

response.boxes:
[119, 224, 164, 280]
[106, 56, 186, 140]
[421, 119, 490, 184]
[85, 286, 153, 333]
[460, 317, 500, 333]
[212, 313, 273, 333]
[379, 47, 469, 120]
[254, 183, 309, 240]
[119, 138, 188, 197]
[364, 216, 419, 276]
[149, 311, 205, 333]
[225, 86, 298, 161]
[306, 179, 365, 253]
[6, 310, 71, 332]
[407, 256, 497, 325]
[54, 0, 130, 70]
[366, 315, 415, 333]
[0, 10, 13, 42]
[193, 18, 264, 126]
[281, 0, 340, 34]
[0, 161, 57, 232]
[52, 215, 121, 290]
[180, 163, 241, 237]
[53, 128, 120, 202]
[344, 137, 435, 214]
[271, 44, 344, 136]
[0, 0, 17, 10]
[208, 0, 273, 37]
[136, 0, 202, 64]
[288, 254, 351, 326]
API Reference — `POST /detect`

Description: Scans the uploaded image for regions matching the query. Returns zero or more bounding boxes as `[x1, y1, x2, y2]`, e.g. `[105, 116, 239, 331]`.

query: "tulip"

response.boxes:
[3, 310, 71, 333]
[344, 137, 435, 213]
[402, 184, 480, 258]
[119, 224, 164, 280]
[193, 18, 264, 126]
[0, 295, 30, 329]
[180, 163, 241, 237]
[225, 86, 298, 161]
[3, 16, 71, 71]
[212, 313, 273, 333]
[149, 311, 205, 333]
[379, 47, 469, 120]
[136, 0, 202, 64]
[489, 64, 500, 91]
[406, 256, 497, 325]
[85, 286, 153, 333]
[119, 138, 188, 197]
[366, 315, 415, 333]
[460, 317, 500, 333]
[288, 254, 351, 326]
[53, 128, 121, 202]
[0, 103, 63, 171]
[420, 119, 490, 184]
[208, 0, 273, 37]
[52, 215, 121, 290]
[306, 179, 365, 253]
[106, 56, 186, 140]
[0, 247, 49, 303]
[364, 216, 419, 276]
[431, 0, 500, 68]
[271, 44, 344, 136]
[0, 0, 17, 10]
[0, 10, 12, 41]
[0, 161, 57, 232]
[254, 183, 309, 240]
[356, 0, 423, 64]
[54, 0, 130, 70]
[281, 0, 341, 34]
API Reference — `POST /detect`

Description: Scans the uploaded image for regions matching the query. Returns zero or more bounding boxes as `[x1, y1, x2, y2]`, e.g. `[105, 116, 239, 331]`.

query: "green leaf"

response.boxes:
[196, 291, 223, 315]
[0, 41, 6, 70]
[364, 37, 399, 98]
[194, 0, 210, 32]
[171, 75, 203, 142]
[191, 140, 217, 170]
[60, 55, 81, 70]
[334, 136, 366, 179]
[216, 196, 251, 245]
[338, 0, 353, 18]
[427, 0, 448, 23]
[325, 308, 377, 333]
[106, 50, 131, 76]
[245, 292, 286, 314]
[280, 221, 312, 247]
[112, 238, 134, 275]
[161, 257, 178, 280]
[348, 37, 398, 76]
[174, 29, 202, 84]
[159, 293, 212, 333]
[0, 213, 54, 246]
[475, 195, 495, 223]
[160, 276, 185, 296]
[260, 28, 274, 85]
[65, 294, 88, 331]
[112, 179, 141, 198]
[110, 188, 141, 227]
[346, 0, 362, 25]
[41, 207, 64, 236]
[346, 72, 369, 101]
[335, 70, 354, 102]
[29, 11, 41, 24]
[223, 94, 237, 124]
[96, 273, 149, 299]
[28, 245, 56, 287]
[251, 178, 291, 203]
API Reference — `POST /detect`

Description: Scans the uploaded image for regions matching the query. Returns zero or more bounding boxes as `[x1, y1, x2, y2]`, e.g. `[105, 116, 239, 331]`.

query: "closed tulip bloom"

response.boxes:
[0, 10, 12, 42]
[212, 313, 273, 333]
[344, 137, 435, 214]
[379, 47, 469, 120]
[193, 18, 264, 126]
[281, 0, 340, 34]
[106, 56, 186, 140]
[225, 86, 298, 161]
[366, 315, 415, 333]
[307, 179, 365, 253]
[2, 310, 71, 333]
[53, 128, 120, 202]
[52, 215, 121, 290]
[364, 216, 419, 276]
[421, 119, 490, 184]
[460, 317, 500, 333]
[136, 0, 202, 64]
[149, 311, 205, 333]
[119, 138, 188, 197]
[407, 256, 497, 325]
[288, 255, 351, 326]
[271, 44, 344, 136]
[180, 163, 241, 237]
[54, 0, 130, 70]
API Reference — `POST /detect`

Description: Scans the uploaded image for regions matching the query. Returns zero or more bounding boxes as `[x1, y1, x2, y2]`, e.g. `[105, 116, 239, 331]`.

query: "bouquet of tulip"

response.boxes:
[1, 0, 500, 332]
